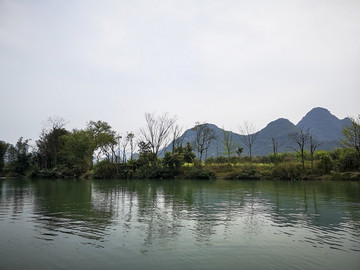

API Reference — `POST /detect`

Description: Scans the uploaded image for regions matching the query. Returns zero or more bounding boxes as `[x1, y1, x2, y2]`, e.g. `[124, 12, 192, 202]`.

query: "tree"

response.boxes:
[137, 140, 157, 166]
[341, 115, 360, 153]
[139, 112, 177, 156]
[87, 120, 117, 161]
[192, 122, 216, 162]
[36, 116, 68, 169]
[0, 141, 9, 172]
[183, 142, 196, 163]
[236, 146, 244, 157]
[126, 132, 135, 160]
[221, 128, 237, 162]
[7, 137, 32, 175]
[309, 135, 322, 169]
[171, 124, 183, 154]
[271, 136, 283, 164]
[289, 127, 309, 170]
[60, 130, 95, 177]
[239, 121, 259, 159]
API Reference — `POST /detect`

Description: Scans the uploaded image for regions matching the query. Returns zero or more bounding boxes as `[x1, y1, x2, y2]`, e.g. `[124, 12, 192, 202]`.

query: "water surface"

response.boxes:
[1, 179, 359, 269]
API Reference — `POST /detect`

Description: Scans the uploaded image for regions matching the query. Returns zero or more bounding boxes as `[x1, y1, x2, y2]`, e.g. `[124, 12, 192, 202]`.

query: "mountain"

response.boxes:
[252, 118, 297, 156]
[161, 107, 351, 158]
[296, 107, 350, 141]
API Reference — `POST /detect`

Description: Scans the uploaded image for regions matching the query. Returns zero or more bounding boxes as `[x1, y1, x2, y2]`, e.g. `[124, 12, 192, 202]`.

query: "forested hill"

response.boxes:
[161, 107, 351, 158]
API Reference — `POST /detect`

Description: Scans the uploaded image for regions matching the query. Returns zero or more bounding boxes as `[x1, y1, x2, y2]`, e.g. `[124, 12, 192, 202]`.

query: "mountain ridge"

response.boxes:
[161, 107, 351, 158]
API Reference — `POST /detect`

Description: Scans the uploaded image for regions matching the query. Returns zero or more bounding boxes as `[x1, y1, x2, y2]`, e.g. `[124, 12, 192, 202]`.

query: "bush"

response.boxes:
[271, 162, 303, 180]
[224, 164, 263, 180]
[133, 164, 164, 179]
[338, 148, 360, 171]
[314, 151, 333, 174]
[184, 167, 216, 180]
[92, 160, 118, 179]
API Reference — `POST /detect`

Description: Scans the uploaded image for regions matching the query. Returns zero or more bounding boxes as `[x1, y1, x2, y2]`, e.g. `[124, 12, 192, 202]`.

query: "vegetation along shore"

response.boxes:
[1, 109, 359, 181]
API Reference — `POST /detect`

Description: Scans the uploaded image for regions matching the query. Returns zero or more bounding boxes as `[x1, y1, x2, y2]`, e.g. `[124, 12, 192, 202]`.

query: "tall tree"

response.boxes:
[139, 112, 177, 156]
[341, 115, 360, 153]
[7, 137, 32, 175]
[0, 141, 9, 172]
[36, 116, 68, 169]
[171, 124, 183, 154]
[309, 135, 322, 169]
[239, 121, 259, 159]
[60, 130, 95, 177]
[126, 132, 135, 160]
[271, 136, 283, 164]
[289, 127, 309, 170]
[183, 142, 196, 164]
[221, 128, 237, 162]
[192, 122, 216, 162]
[87, 120, 117, 161]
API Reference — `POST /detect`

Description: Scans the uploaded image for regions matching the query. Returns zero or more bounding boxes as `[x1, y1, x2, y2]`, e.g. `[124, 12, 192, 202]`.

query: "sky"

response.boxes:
[1, 0, 359, 145]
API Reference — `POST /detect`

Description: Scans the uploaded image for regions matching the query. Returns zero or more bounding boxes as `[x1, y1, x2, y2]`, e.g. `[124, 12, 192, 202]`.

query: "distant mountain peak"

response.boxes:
[161, 107, 348, 157]
[296, 107, 346, 141]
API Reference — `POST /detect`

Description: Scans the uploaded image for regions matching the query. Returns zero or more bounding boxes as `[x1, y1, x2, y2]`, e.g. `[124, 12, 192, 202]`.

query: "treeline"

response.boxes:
[0, 113, 359, 180]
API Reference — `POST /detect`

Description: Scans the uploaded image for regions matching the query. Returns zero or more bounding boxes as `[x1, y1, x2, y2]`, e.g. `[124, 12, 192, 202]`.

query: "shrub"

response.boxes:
[184, 167, 216, 180]
[338, 148, 360, 171]
[314, 151, 333, 174]
[224, 164, 263, 180]
[271, 162, 303, 180]
[92, 160, 118, 179]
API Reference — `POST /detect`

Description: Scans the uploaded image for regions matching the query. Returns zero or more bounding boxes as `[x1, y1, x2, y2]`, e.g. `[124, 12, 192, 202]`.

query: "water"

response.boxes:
[1, 179, 359, 270]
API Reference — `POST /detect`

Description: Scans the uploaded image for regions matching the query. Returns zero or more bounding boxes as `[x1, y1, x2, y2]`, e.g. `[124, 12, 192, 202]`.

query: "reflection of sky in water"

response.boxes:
[1, 179, 360, 269]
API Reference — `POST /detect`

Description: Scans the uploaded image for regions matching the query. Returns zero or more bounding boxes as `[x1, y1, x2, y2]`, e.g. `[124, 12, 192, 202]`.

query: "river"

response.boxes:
[1, 178, 359, 269]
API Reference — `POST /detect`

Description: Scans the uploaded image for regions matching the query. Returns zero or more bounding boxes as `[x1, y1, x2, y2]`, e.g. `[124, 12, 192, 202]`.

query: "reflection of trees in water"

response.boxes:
[0, 179, 32, 220]
[2, 179, 359, 251]
[109, 180, 360, 249]
[31, 180, 113, 246]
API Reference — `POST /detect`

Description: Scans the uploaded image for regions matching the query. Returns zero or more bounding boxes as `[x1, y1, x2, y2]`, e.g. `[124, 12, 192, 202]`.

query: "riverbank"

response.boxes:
[22, 162, 360, 181]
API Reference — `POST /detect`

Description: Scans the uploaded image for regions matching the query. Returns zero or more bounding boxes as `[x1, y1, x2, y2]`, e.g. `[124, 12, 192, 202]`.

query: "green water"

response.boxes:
[0, 179, 359, 269]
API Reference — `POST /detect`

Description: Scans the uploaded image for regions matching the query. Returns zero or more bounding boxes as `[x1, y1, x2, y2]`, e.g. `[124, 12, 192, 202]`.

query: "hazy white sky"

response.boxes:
[1, 0, 359, 145]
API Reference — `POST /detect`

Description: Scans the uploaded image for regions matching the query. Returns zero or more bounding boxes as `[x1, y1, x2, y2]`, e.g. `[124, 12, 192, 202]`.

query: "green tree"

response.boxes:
[0, 141, 9, 172]
[36, 116, 68, 169]
[183, 142, 196, 163]
[60, 130, 95, 177]
[162, 151, 183, 177]
[137, 141, 157, 166]
[37, 127, 69, 169]
[7, 137, 32, 175]
[87, 120, 117, 161]
[236, 146, 243, 157]
[341, 115, 360, 153]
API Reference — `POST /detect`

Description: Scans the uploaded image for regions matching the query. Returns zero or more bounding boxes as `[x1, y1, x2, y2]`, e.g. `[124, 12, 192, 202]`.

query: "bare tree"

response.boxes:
[271, 136, 283, 164]
[221, 127, 237, 162]
[239, 121, 259, 159]
[171, 124, 183, 154]
[192, 122, 216, 162]
[120, 135, 129, 163]
[289, 127, 309, 170]
[139, 112, 177, 156]
[126, 132, 135, 160]
[42, 116, 68, 132]
[309, 135, 322, 169]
